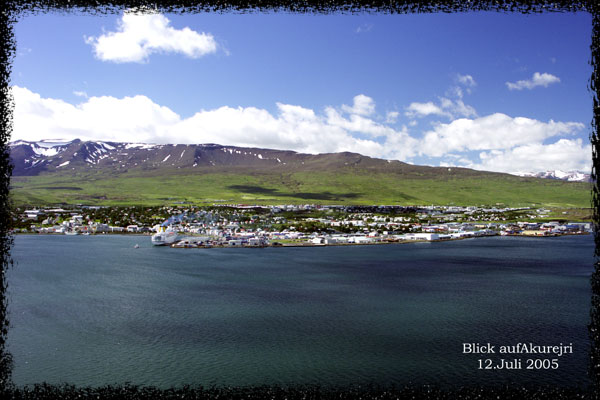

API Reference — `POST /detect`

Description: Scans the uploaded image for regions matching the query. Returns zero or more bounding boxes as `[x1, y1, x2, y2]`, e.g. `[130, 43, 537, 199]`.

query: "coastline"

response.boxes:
[275, 232, 590, 247]
[12, 231, 590, 250]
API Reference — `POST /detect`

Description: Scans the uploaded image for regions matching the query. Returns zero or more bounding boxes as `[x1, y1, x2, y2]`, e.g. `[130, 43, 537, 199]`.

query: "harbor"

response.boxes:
[160, 230, 590, 249]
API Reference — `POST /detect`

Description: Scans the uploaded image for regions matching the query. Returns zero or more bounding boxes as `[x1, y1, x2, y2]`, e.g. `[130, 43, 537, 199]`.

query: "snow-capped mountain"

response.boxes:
[8, 139, 591, 185]
[10, 138, 410, 176]
[514, 170, 592, 182]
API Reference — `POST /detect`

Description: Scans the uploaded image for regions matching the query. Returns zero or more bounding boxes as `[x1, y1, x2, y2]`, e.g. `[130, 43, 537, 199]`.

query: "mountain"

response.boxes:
[10, 139, 402, 176]
[8, 139, 592, 207]
[8, 138, 510, 178]
[514, 170, 592, 183]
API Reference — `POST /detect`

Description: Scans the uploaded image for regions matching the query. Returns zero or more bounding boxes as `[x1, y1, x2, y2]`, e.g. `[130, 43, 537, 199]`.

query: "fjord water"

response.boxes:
[7, 234, 593, 388]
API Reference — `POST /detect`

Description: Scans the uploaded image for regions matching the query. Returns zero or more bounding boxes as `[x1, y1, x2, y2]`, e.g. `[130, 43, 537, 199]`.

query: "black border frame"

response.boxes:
[0, 1, 598, 398]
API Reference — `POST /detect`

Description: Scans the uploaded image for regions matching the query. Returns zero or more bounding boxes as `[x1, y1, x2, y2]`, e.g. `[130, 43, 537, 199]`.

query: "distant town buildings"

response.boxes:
[11, 204, 592, 247]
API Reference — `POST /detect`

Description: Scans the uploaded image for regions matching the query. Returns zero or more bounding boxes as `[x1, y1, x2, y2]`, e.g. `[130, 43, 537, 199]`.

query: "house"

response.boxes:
[402, 233, 440, 241]
[93, 223, 110, 233]
[351, 236, 375, 244]
[127, 225, 139, 233]
[24, 209, 44, 219]
[323, 237, 338, 244]
[522, 230, 551, 236]
[247, 237, 266, 247]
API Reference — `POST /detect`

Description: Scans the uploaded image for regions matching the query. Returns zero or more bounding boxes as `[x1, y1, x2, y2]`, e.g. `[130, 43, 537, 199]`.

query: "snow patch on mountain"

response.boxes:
[125, 143, 159, 150]
[31, 145, 61, 157]
[514, 170, 591, 182]
[10, 139, 74, 157]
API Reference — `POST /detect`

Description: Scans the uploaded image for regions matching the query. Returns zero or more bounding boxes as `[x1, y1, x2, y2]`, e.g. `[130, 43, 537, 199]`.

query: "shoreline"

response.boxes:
[277, 232, 590, 247]
[12, 231, 590, 249]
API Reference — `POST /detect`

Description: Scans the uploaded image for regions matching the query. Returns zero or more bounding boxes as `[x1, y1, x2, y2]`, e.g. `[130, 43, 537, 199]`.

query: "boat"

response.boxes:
[65, 230, 79, 235]
[172, 239, 198, 248]
[151, 226, 180, 246]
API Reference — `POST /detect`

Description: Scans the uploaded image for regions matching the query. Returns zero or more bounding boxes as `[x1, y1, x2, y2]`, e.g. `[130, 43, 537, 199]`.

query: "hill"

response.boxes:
[8, 139, 592, 207]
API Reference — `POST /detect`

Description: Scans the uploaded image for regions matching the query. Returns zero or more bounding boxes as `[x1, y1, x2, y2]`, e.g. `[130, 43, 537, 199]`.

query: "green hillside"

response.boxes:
[9, 168, 592, 208]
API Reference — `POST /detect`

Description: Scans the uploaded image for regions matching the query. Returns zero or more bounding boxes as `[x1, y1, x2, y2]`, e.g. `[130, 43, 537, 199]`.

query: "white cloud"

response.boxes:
[409, 75, 478, 120]
[448, 86, 464, 99]
[405, 101, 451, 119]
[85, 11, 218, 63]
[326, 107, 397, 138]
[11, 86, 418, 162]
[446, 74, 477, 99]
[341, 94, 376, 116]
[456, 74, 476, 87]
[439, 98, 477, 119]
[406, 98, 476, 119]
[420, 113, 584, 158]
[470, 139, 591, 173]
[385, 111, 399, 124]
[506, 72, 560, 90]
[12, 86, 589, 175]
[12, 86, 181, 142]
[73, 91, 88, 98]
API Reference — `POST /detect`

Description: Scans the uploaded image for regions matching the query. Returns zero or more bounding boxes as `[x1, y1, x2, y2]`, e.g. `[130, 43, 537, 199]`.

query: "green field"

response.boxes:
[9, 168, 593, 208]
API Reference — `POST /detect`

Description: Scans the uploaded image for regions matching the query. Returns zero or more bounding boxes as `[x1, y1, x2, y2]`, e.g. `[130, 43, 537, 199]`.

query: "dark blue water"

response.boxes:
[6, 234, 594, 388]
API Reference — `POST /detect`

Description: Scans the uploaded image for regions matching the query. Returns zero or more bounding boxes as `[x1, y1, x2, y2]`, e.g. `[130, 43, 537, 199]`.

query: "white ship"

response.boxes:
[151, 226, 180, 246]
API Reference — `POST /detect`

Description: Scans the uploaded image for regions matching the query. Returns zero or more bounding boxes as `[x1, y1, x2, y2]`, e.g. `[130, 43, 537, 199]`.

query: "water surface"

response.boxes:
[6, 234, 594, 388]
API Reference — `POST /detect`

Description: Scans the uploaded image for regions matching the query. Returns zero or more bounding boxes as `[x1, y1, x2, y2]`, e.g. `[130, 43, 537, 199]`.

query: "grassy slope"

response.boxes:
[9, 168, 592, 207]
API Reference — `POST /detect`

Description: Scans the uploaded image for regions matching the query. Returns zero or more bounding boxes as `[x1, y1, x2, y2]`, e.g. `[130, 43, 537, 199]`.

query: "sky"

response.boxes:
[9, 9, 593, 175]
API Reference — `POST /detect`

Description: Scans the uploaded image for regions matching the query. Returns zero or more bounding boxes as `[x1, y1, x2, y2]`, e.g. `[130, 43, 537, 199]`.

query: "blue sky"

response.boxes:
[10, 10, 593, 174]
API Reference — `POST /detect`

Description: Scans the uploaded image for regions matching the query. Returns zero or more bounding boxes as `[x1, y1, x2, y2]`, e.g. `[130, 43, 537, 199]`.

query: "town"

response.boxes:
[11, 203, 592, 247]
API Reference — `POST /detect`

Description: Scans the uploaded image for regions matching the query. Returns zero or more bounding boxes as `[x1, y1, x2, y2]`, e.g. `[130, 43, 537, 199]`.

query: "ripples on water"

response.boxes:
[6, 234, 594, 388]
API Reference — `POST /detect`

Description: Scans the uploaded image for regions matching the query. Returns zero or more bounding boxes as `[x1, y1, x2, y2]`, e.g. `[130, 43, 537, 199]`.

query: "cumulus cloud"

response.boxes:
[11, 86, 589, 174]
[439, 98, 477, 119]
[420, 113, 584, 158]
[11, 86, 418, 162]
[85, 11, 218, 63]
[406, 98, 476, 119]
[12, 86, 181, 142]
[471, 139, 591, 173]
[341, 94, 376, 116]
[506, 72, 560, 90]
[405, 101, 451, 119]
[408, 76, 478, 120]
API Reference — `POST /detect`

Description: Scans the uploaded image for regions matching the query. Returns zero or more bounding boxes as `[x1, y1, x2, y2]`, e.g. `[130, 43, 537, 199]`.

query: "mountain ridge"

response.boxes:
[8, 139, 591, 207]
[8, 138, 513, 178]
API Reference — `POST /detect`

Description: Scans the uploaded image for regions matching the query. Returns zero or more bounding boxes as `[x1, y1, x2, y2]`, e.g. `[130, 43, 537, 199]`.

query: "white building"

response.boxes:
[310, 237, 324, 244]
[402, 233, 440, 241]
[127, 225, 139, 232]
